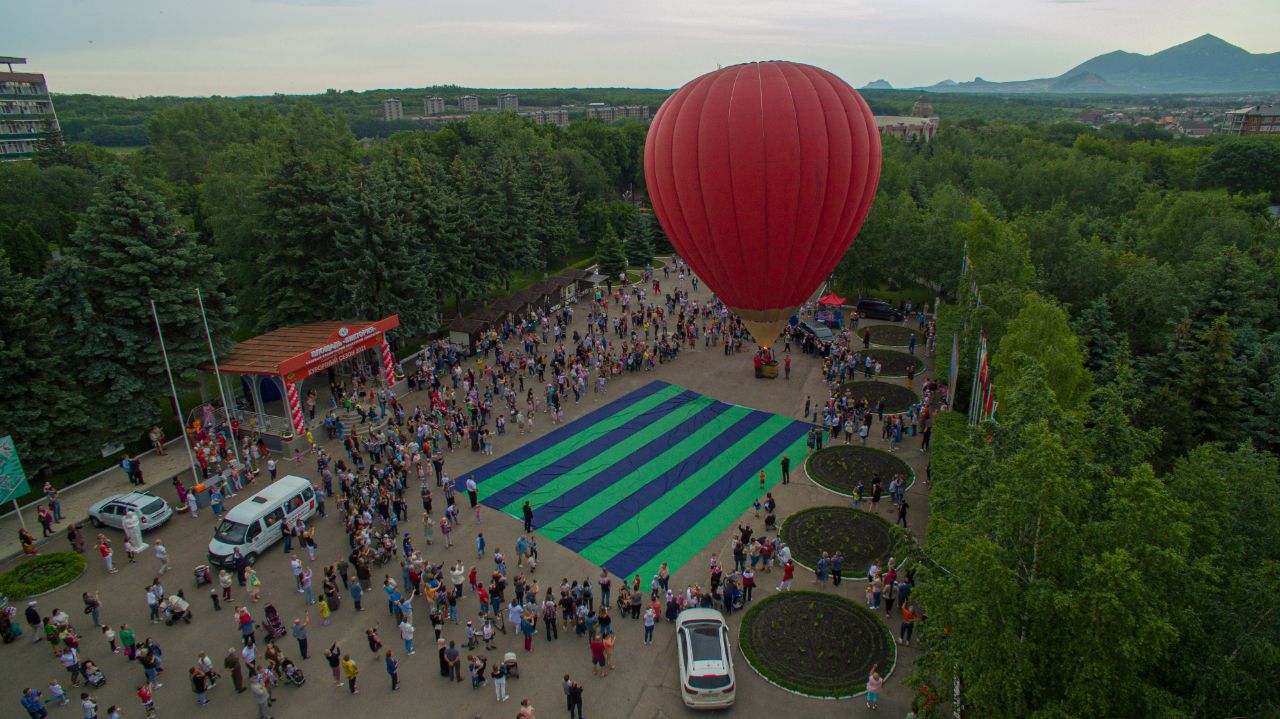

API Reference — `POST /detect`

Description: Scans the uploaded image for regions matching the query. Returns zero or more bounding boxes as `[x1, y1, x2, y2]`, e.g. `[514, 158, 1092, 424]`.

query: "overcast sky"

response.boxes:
[5, 0, 1277, 97]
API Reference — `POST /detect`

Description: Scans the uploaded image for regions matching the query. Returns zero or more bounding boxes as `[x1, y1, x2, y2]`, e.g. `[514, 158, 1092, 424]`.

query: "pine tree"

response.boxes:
[597, 223, 628, 279]
[0, 220, 49, 277]
[329, 161, 438, 333]
[47, 164, 235, 447]
[525, 155, 579, 266]
[0, 251, 93, 475]
[33, 118, 70, 168]
[623, 211, 655, 267]
[252, 144, 344, 330]
[404, 154, 464, 322]
[1074, 297, 1123, 384]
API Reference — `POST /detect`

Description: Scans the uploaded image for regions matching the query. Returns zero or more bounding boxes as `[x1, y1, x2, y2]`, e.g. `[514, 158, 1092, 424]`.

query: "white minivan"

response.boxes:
[207, 475, 317, 566]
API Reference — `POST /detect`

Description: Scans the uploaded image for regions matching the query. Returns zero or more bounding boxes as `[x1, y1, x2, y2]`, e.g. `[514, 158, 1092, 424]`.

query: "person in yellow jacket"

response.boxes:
[341, 654, 360, 694]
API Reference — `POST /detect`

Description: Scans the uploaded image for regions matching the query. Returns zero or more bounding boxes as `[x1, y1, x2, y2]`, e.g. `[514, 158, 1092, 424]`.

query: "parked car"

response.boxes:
[856, 297, 905, 321]
[676, 608, 736, 709]
[88, 492, 173, 531]
[796, 318, 836, 343]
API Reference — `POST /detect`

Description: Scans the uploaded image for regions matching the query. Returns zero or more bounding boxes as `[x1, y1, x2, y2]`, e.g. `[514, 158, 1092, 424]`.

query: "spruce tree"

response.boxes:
[525, 155, 579, 266]
[252, 144, 344, 330]
[0, 220, 49, 277]
[47, 164, 234, 447]
[623, 211, 655, 267]
[329, 161, 438, 333]
[597, 223, 628, 279]
[0, 251, 93, 475]
[33, 118, 70, 168]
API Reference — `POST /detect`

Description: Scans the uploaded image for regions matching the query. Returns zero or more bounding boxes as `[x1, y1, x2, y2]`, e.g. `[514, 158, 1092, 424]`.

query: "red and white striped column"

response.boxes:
[285, 381, 306, 436]
[380, 340, 397, 386]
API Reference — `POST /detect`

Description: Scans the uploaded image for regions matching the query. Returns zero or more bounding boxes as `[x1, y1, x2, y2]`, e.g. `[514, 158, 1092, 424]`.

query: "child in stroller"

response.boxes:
[83, 659, 107, 688]
[262, 604, 288, 640]
[278, 657, 306, 686]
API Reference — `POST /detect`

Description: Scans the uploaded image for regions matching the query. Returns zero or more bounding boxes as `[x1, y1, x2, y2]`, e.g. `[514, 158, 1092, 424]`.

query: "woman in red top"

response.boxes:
[588, 634, 608, 677]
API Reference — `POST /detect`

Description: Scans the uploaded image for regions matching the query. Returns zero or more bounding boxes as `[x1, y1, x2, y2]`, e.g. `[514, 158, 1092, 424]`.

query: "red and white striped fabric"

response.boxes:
[286, 381, 306, 435]
[380, 341, 396, 386]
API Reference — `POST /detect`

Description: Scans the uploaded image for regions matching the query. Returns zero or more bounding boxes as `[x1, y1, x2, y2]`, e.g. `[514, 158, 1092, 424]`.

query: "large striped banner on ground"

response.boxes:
[472, 381, 809, 582]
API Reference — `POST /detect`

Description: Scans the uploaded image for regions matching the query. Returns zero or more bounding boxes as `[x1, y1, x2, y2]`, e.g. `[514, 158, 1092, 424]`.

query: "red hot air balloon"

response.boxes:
[644, 61, 881, 347]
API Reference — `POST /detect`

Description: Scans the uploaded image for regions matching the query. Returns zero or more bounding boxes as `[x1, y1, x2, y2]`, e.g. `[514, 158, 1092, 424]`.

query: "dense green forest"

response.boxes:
[3, 92, 1280, 717]
[53, 82, 1230, 146]
[833, 120, 1279, 716]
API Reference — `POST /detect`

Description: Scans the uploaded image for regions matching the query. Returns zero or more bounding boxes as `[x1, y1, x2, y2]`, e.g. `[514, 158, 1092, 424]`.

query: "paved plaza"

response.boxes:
[1, 275, 935, 719]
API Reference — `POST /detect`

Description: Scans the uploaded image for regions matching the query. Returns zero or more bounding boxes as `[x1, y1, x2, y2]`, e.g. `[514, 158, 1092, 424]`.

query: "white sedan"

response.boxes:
[676, 608, 736, 709]
[88, 492, 173, 531]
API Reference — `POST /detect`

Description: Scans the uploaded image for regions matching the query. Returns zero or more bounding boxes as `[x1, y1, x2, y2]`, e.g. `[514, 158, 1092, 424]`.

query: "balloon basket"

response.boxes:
[755, 361, 780, 379]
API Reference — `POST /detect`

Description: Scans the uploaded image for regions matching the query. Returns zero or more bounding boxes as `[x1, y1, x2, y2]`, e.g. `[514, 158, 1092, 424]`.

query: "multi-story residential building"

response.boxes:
[496, 93, 519, 113]
[0, 56, 60, 161]
[585, 104, 650, 122]
[424, 96, 445, 115]
[1225, 105, 1280, 135]
[519, 108, 570, 126]
[459, 95, 480, 112]
[382, 97, 404, 120]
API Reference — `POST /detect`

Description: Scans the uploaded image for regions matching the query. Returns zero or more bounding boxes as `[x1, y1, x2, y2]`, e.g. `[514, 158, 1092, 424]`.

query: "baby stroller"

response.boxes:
[84, 660, 107, 688]
[194, 564, 212, 588]
[502, 651, 520, 679]
[262, 604, 288, 640]
[279, 658, 306, 687]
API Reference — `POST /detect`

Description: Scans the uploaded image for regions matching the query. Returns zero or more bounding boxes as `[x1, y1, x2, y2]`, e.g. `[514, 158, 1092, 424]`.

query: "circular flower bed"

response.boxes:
[740, 590, 894, 698]
[807, 445, 913, 496]
[839, 381, 920, 414]
[855, 349, 923, 378]
[857, 324, 919, 347]
[781, 507, 900, 572]
[0, 552, 87, 599]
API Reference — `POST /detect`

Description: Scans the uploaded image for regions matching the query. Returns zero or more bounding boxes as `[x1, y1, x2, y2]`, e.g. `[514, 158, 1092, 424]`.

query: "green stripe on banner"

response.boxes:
[630, 433, 811, 584]
[500, 395, 718, 515]
[476, 383, 684, 502]
[579, 414, 797, 566]
[536, 404, 754, 541]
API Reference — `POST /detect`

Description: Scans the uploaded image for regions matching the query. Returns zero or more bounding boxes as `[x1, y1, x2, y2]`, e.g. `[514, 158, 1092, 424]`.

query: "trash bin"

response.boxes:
[192, 480, 218, 510]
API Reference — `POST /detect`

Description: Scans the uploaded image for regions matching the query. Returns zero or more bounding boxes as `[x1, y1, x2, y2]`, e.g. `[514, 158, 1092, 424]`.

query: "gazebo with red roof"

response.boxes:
[202, 316, 400, 437]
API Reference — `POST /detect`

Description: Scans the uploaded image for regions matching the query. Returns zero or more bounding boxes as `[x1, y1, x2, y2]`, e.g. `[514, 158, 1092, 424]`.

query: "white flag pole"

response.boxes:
[150, 300, 202, 493]
[195, 287, 241, 466]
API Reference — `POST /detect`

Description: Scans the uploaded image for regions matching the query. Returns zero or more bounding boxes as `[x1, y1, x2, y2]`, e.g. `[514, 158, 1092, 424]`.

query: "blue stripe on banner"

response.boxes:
[468, 380, 671, 484]
[481, 390, 699, 510]
[533, 400, 735, 528]
[602, 419, 810, 579]
[558, 409, 773, 553]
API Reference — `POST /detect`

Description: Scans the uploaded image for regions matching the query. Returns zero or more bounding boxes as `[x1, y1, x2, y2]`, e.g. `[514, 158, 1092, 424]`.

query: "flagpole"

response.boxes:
[150, 299, 202, 493]
[196, 287, 241, 466]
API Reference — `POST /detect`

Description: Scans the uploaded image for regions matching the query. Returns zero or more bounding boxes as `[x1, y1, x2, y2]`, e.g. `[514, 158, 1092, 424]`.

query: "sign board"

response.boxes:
[0, 435, 30, 504]
[280, 315, 400, 381]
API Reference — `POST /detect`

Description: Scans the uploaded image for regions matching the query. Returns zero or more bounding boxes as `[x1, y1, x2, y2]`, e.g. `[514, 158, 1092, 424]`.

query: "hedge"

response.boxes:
[0, 552, 87, 599]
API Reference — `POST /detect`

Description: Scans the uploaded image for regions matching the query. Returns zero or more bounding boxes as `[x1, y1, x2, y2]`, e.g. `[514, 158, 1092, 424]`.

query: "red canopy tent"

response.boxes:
[818, 293, 848, 306]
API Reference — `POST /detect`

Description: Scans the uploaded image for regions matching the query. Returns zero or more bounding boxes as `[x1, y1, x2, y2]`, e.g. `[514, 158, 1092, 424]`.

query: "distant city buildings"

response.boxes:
[1225, 105, 1280, 135]
[382, 98, 404, 120]
[496, 93, 519, 113]
[519, 108, 570, 126]
[424, 96, 445, 115]
[0, 56, 60, 161]
[585, 103, 651, 122]
[874, 115, 939, 142]
[459, 95, 479, 112]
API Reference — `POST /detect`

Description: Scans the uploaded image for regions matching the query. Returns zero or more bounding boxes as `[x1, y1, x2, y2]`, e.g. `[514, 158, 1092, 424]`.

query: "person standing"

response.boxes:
[384, 650, 399, 691]
[224, 648, 245, 693]
[642, 606, 656, 644]
[292, 613, 310, 659]
[154, 541, 170, 576]
[466, 476, 478, 508]
[399, 618, 415, 655]
[522, 501, 534, 533]
[865, 664, 884, 710]
[897, 500, 909, 528]
[780, 455, 790, 485]
[21, 687, 48, 719]
[517, 698, 536, 719]
[341, 654, 359, 694]
[249, 677, 272, 719]
[567, 678, 585, 719]
[491, 660, 509, 702]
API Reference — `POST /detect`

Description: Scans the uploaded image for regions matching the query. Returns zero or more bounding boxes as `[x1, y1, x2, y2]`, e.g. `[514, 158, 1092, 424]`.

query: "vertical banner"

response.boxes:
[947, 334, 960, 409]
[285, 381, 307, 436]
[0, 435, 30, 504]
[380, 340, 397, 386]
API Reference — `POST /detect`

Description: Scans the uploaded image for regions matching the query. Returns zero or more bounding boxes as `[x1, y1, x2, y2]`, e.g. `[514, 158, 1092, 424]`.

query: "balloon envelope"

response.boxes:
[644, 61, 881, 344]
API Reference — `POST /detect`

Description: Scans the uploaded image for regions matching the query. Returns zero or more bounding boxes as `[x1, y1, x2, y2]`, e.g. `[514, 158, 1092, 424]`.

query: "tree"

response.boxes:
[623, 210, 655, 267]
[0, 251, 93, 476]
[0, 220, 49, 277]
[992, 293, 1092, 410]
[328, 161, 438, 333]
[42, 164, 234, 447]
[596, 223, 628, 279]
[525, 154, 580, 266]
[32, 118, 70, 168]
[1074, 297, 1124, 384]
[1196, 140, 1280, 201]
[251, 144, 345, 330]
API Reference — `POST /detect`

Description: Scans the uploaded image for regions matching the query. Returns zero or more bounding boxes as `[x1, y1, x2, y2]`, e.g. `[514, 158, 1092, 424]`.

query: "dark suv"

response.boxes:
[856, 298, 904, 321]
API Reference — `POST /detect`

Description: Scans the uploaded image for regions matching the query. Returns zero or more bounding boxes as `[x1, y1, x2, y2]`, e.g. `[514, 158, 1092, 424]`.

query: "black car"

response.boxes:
[856, 298, 904, 321]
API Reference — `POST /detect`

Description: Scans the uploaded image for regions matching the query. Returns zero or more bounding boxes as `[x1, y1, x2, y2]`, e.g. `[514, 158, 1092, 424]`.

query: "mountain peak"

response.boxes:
[1156, 33, 1248, 57]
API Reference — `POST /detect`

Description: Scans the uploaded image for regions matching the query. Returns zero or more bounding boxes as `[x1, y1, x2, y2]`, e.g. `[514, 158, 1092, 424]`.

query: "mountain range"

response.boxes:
[915, 35, 1280, 94]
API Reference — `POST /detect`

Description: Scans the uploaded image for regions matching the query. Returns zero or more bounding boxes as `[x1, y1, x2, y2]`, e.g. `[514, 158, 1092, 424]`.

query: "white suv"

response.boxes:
[88, 492, 173, 531]
[676, 608, 736, 709]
